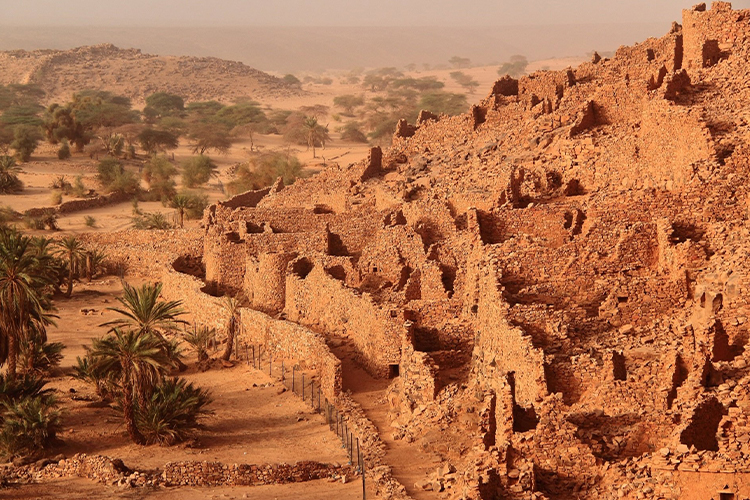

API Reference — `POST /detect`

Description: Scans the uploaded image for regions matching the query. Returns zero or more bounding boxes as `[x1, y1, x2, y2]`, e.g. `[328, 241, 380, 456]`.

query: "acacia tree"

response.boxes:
[187, 123, 232, 155]
[333, 95, 365, 115]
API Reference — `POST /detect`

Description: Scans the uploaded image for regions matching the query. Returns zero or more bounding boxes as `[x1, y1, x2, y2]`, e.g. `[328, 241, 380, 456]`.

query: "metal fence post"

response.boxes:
[269, 354, 272, 376]
[292, 366, 296, 392]
[281, 360, 285, 382]
[361, 451, 366, 500]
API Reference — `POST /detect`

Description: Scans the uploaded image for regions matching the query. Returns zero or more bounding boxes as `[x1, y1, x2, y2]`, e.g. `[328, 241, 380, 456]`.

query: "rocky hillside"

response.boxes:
[197, 3, 750, 499]
[0, 43, 299, 105]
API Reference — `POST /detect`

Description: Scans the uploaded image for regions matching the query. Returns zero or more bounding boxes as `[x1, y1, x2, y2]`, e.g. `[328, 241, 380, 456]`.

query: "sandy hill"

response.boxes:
[0, 43, 300, 105]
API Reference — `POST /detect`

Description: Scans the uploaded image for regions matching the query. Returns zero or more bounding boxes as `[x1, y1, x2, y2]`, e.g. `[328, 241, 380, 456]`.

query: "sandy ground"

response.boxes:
[1, 279, 377, 499]
[0, 476, 364, 500]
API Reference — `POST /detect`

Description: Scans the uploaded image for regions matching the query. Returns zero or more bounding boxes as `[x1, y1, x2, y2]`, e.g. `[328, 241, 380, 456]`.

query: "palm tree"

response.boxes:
[0, 156, 22, 194]
[302, 116, 330, 158]
[30, 237, 66, 294]
[169, 193, 193, 228]
[88, 329, 172, 444]
[0, 229, 57, 379]
[54, 236, 86, 298]
[102, 282, 188, 370]
[221, 296, 240, 361]
[102, 282, 186, 335]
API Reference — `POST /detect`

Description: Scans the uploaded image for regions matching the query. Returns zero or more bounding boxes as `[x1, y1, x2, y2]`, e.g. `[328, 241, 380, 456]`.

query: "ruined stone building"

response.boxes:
[118, 3, 750, 498]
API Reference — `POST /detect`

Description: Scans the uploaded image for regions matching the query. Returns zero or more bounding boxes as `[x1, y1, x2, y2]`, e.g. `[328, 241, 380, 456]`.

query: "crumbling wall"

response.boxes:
[683, 2, 747, 70]
[518, 69, 575, 111]
[471, 267, 548, 408]
[162, 461, 351, 487]
[639, 99, 716, 189]
[284, 264, 402, 377]
[398, 323, 439, 407]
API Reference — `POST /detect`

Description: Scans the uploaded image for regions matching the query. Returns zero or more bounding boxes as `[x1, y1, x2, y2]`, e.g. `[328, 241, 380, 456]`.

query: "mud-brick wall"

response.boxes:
[284, 265, 402, 378]
[239, 308, 342, 400]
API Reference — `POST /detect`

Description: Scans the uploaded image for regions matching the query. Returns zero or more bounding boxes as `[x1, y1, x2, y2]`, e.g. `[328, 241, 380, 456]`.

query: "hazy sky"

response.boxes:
[2, 0, 750, 27]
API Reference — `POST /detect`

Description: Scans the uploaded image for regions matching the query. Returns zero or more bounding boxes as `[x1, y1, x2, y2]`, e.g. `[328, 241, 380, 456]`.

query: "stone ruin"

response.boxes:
[87, 3, 750, 499]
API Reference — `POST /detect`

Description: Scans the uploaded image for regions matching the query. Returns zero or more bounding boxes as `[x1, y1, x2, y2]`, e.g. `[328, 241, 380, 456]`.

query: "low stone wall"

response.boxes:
[162, 460, 351, 487]
[9, 454, 138, 486]
[24, 192, 131, 218]
[79, 228, 204, 278]
[58, 191, 131, 214]
[240, 308, 342, 401]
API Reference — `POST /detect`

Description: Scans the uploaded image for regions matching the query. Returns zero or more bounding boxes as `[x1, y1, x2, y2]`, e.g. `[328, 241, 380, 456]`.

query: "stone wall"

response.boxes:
[683, 2, 747, 70]
[284, 264, 403, 378]
[639, 99, 716, 189]
[57, 191, 131, 214]
[160, 258, 228, 332]
[471, 266, 548, 408]
[161, 460, 351, 487]
[398, 322, 439, 407]
[239, 307, 342, 401]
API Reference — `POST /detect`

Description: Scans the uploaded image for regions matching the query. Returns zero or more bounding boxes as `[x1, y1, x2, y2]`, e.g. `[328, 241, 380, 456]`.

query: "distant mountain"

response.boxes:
[0, 43, 300, 105]
[0, 23, 671, 73]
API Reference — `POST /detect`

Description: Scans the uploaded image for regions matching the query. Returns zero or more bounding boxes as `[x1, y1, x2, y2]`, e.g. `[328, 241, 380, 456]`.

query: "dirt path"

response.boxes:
[329, 338, 442, 500]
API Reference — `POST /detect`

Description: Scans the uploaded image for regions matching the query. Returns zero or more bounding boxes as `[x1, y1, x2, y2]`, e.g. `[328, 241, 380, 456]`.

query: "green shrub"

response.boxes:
[18, 341, 65, 375]
[136, 377, 212, 445]
[84, 215, 96, 227]
[181, 155, 217, 188]
[143, 156, 177, 201]
[339, 122, 368, 143]
[50, 175, 71, 192]
[57, 140, 71, 160]
[23, 214, 58, 231]
[0, 396, 62, 460]
[71, 176, 87, 197]
[11, 125, 41, 162]
[50, 191, 62, 205]
[182, 326, 216, 362]
[132, 212, 173, 230]
[97, 158, 140, 195]
[0, 155, 23, 194]
[227, 152, 305, 195]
